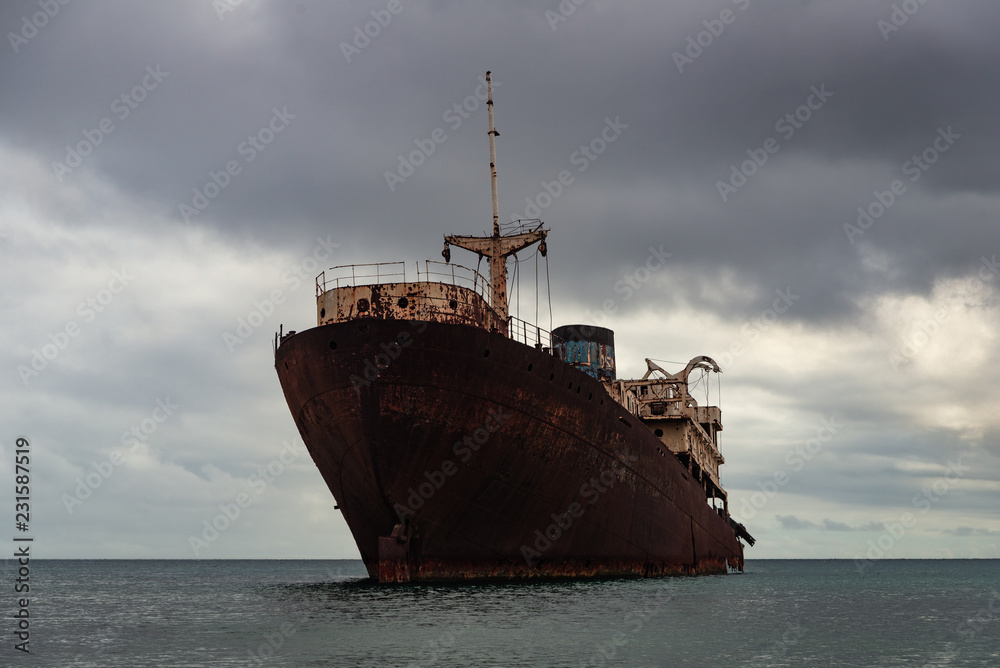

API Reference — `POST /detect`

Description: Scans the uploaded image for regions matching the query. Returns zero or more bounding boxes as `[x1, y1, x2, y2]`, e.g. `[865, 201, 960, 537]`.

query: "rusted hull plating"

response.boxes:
[275, 319, 745, 582]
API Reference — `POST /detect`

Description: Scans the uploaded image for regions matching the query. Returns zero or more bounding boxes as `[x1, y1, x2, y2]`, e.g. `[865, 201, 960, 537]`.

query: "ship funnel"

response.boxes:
[552, 324, 616, 381]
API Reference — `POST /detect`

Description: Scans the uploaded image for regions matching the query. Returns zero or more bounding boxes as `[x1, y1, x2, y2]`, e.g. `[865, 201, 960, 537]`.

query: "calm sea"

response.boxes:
[3, 559, 998, 667]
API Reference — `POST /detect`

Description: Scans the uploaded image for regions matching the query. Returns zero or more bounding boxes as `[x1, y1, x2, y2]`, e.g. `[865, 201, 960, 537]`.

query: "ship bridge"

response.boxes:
[606, 357, 728, 512]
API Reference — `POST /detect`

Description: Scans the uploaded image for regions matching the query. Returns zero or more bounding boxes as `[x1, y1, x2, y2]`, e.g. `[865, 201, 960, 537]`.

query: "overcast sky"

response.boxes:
[2, 0, 998, 562]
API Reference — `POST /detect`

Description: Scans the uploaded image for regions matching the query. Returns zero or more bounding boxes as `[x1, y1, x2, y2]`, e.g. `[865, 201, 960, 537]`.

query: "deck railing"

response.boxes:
[508, 316, 561, 351]
[316, 260, 494, 298]
[315, 260, 559, 354]
[416, 260, 499, 306]
[315, 262, 407, 297]
[316, 261, 498, 304]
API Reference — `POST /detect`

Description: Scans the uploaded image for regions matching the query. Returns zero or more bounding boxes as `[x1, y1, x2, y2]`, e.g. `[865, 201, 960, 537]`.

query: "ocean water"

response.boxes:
[4, 559, 999, 667]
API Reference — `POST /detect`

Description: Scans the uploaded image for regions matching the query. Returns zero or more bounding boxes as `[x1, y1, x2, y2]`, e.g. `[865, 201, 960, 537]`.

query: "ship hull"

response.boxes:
[275, 319, 744, 581]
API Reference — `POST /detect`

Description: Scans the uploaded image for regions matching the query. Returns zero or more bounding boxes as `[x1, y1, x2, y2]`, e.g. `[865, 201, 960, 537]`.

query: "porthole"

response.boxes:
[549, 373, 555, 381]
[654, 428, 663, 438]
[357, 298, 370, 313]
[527, 363, 533, 372]
[588, 393, 592, 400]
[483, 349, 490, 358]
[449, 299, 458, 309]
[329, 341, 338, 350]
[320, 307, 326, 318]
[567, 382, 573, 390]
[398, 297, 409, 308]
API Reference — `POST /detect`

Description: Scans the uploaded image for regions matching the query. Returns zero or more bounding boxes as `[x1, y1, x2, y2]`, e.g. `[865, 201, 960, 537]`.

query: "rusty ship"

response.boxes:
[274, 72, 753, 582]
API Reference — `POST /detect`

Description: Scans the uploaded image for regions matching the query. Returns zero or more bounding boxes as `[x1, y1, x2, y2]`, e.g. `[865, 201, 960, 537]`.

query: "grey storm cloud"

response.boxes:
[776, 516, 889, 532]
[3, 0, 999, 323]
[943, 527, 1000, 537]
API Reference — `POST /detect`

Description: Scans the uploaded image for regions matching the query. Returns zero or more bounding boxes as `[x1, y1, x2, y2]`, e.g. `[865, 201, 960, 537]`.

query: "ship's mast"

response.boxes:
[442, 71, 547, 329]
[488, 70, 500, 237]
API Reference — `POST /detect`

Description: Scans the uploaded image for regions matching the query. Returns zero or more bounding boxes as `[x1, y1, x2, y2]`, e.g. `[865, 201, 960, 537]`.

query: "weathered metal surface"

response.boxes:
[443, 223, 547, 324]
[730, 518, 756, 547]
[317, 281, 504, 331]
[552, 324, 616, 381]
[275, 319, 745, 582]
[404, 556, 735, 581]
[609, 357, 727, 493]
[377, 522, 415, 582]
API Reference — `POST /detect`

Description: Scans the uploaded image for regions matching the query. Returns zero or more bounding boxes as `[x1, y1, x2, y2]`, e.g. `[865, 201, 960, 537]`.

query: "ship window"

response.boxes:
[357, 298, 370, 313]
[320, 307, 326, 318]
[449, 299, 458, 309]
[549, 373, 555, 381]
[588, 393, 592, 400]
[654, 428, 663, 438]
[398, 297, 409, 308]
[527, 363, 533, 372]
[329, 341, 337, 350]
[483, 349, 490, 358]
[576, 386, 581, 394]
[567, 382, 572, 390]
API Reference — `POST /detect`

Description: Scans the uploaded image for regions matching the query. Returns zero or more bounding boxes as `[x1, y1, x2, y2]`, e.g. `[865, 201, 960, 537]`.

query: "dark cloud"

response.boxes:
[776, 516, 890, 532]
[777, 515, 819, 530]
[942, 527, 1000, 537]
[4, 0, 999, 322]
